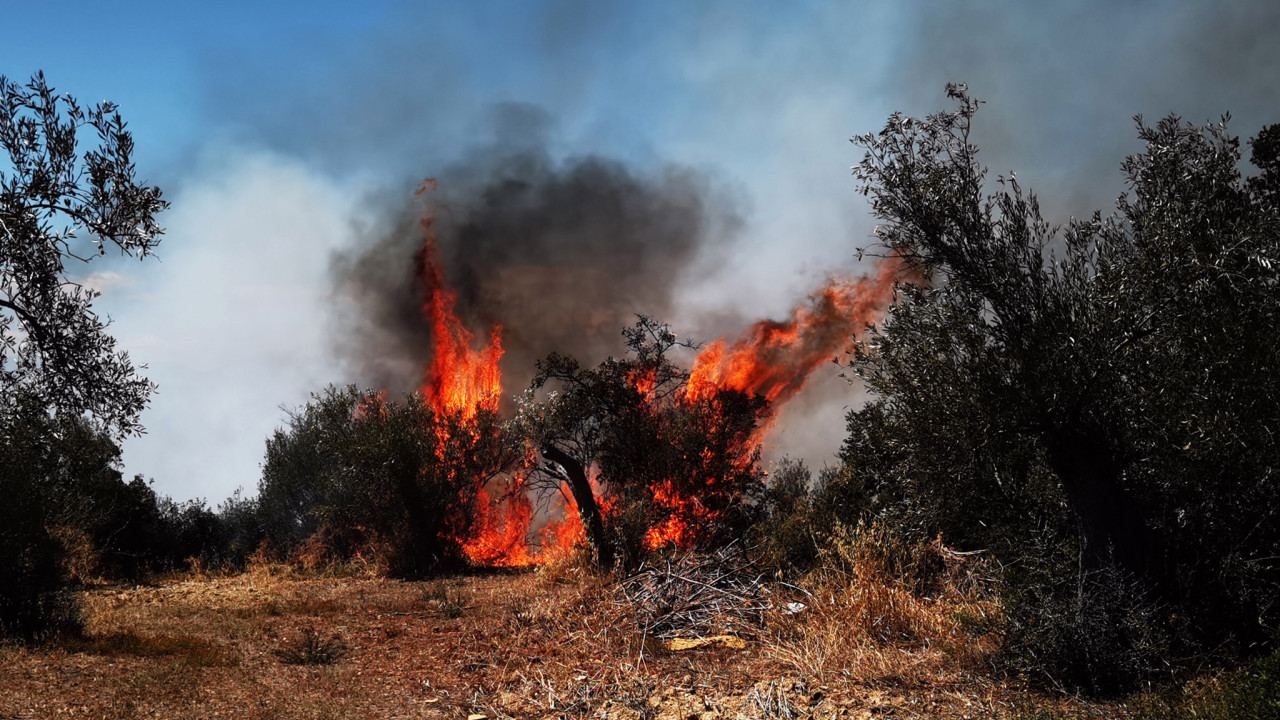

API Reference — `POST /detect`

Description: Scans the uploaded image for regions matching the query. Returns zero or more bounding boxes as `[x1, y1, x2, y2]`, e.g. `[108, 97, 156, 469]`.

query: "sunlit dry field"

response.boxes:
[0, 560, 1120, 720]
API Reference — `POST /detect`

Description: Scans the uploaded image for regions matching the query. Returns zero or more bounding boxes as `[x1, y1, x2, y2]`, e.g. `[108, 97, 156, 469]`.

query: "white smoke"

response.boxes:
[94, 148, 372, 501]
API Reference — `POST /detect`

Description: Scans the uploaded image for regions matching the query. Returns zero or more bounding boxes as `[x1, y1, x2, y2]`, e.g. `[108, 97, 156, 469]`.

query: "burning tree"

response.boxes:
[328, 176, 903, 571]
[514, 317, 769, 569]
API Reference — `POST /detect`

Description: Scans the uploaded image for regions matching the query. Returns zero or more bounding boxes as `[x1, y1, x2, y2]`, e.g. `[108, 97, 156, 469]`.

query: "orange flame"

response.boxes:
[686, 260, 901, 408]
[644, 479, 717, 550]
[412, 178, 901, 563]
[459, 482, 534, 567]
[416, 214, 503, 418]
[413, 192, 525, 565]
[646, 259, 903, 549]
[413, 189, 613, 568]
[533, 484, 589, 563]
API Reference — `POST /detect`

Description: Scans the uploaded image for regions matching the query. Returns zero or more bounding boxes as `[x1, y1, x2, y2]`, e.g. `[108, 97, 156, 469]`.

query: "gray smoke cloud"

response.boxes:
[99, 1, 1280, 502]
[886, 0, 1280, 221]
[329, 104, 743, 402]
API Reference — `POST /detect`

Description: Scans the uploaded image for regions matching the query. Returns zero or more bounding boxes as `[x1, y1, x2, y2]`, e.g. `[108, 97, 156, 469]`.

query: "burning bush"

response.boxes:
[293, 176, 900, 572]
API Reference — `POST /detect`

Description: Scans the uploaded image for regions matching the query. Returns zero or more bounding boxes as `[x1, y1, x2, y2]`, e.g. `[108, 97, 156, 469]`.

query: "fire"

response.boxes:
[416, 213, 503, 418]
[646, 259, 904, 549]
[686, 260, 901, 408]
[413, 193, 527, 565]
[413, 192, 613, 567]
[410, 177, 902, 564]
[534, 485, 591, 563]
[644, 480, 717, 550]
[459, 482, 534, 567]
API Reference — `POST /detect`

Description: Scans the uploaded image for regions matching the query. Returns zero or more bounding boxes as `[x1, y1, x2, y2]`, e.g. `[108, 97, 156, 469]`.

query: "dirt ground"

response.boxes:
[0, 564, 1121, 719]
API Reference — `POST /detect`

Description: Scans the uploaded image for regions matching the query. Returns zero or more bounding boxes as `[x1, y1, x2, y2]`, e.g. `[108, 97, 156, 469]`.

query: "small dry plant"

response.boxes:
[746, 680, 802, 719]
[419, 580, 470, 618]
[765, 521, 999, 683]
[272, 626, 349, 665]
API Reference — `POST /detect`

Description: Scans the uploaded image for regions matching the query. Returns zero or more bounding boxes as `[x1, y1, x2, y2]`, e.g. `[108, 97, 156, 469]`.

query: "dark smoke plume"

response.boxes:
[330, 104, 742, 402]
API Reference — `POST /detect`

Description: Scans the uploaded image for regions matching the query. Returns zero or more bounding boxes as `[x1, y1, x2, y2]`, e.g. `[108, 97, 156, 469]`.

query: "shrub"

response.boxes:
[750, 458, 820, 574]
[419, 581, 469, 618]
[257, 385, 512, 577]
[1003, 564, 1171, 694]
[0, 404, 82, 640]
[272, 627, 349, 665]
[1128, 648, 1280, 720]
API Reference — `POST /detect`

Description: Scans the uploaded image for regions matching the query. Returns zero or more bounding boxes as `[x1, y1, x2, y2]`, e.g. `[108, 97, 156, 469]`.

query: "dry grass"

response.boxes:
[762, 523, 1002, 690]
[0, 550, 1122, 719]
[272, 627, 350, 665]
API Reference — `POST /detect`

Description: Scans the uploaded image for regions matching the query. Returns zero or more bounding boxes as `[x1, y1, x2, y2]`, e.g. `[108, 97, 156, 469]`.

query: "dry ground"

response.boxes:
[0, 561, 1123, 719]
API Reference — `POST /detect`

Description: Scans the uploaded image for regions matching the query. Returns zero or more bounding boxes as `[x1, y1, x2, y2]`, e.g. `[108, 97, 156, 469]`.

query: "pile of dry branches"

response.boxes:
[616, 545, 772, 640]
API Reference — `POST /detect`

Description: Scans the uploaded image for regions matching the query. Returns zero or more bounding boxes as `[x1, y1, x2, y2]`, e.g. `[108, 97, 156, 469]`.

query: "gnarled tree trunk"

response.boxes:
[1041, 422, 1154, 588]
[541, 443, 614, 570]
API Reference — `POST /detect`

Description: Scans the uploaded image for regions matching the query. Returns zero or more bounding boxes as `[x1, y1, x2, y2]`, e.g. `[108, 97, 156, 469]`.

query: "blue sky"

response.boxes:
[4, 1, 1279, 502]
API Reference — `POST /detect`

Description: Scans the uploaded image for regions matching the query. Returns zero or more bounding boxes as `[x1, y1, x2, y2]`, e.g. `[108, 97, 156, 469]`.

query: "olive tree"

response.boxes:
[514, 317, 768, 569]
[1, 72, 167, 434]
[1, 72, 166, 639]
[838, 84, 1280, 690]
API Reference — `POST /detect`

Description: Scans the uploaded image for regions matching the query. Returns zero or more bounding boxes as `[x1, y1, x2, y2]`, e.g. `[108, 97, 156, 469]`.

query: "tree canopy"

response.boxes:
[832, 84, 1280, 690]
[0, 72, 167, 436]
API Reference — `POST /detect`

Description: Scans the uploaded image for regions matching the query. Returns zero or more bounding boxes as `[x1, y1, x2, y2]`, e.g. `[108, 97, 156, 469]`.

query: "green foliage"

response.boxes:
[257, 385, 513, 576]
[750, 458, 820, 573]
[0, 72, 165, 641]
[0, 400, 83, 640]
[833, 85, 1280, 692]
[0, 72, 166, 437]
[1002, 566, 1172, 694]
[1128, 648, 1280, 720]
[0, 398, 260, 643]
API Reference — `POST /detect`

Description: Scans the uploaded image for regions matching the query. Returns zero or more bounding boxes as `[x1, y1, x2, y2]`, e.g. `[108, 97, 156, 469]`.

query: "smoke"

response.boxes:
[82, 1, 1280, 502]
[95, 150, 367, 501]
[323, 0, 1280, 466]
[330, 104, 743, 403]
[886, 0, 1280, 220]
